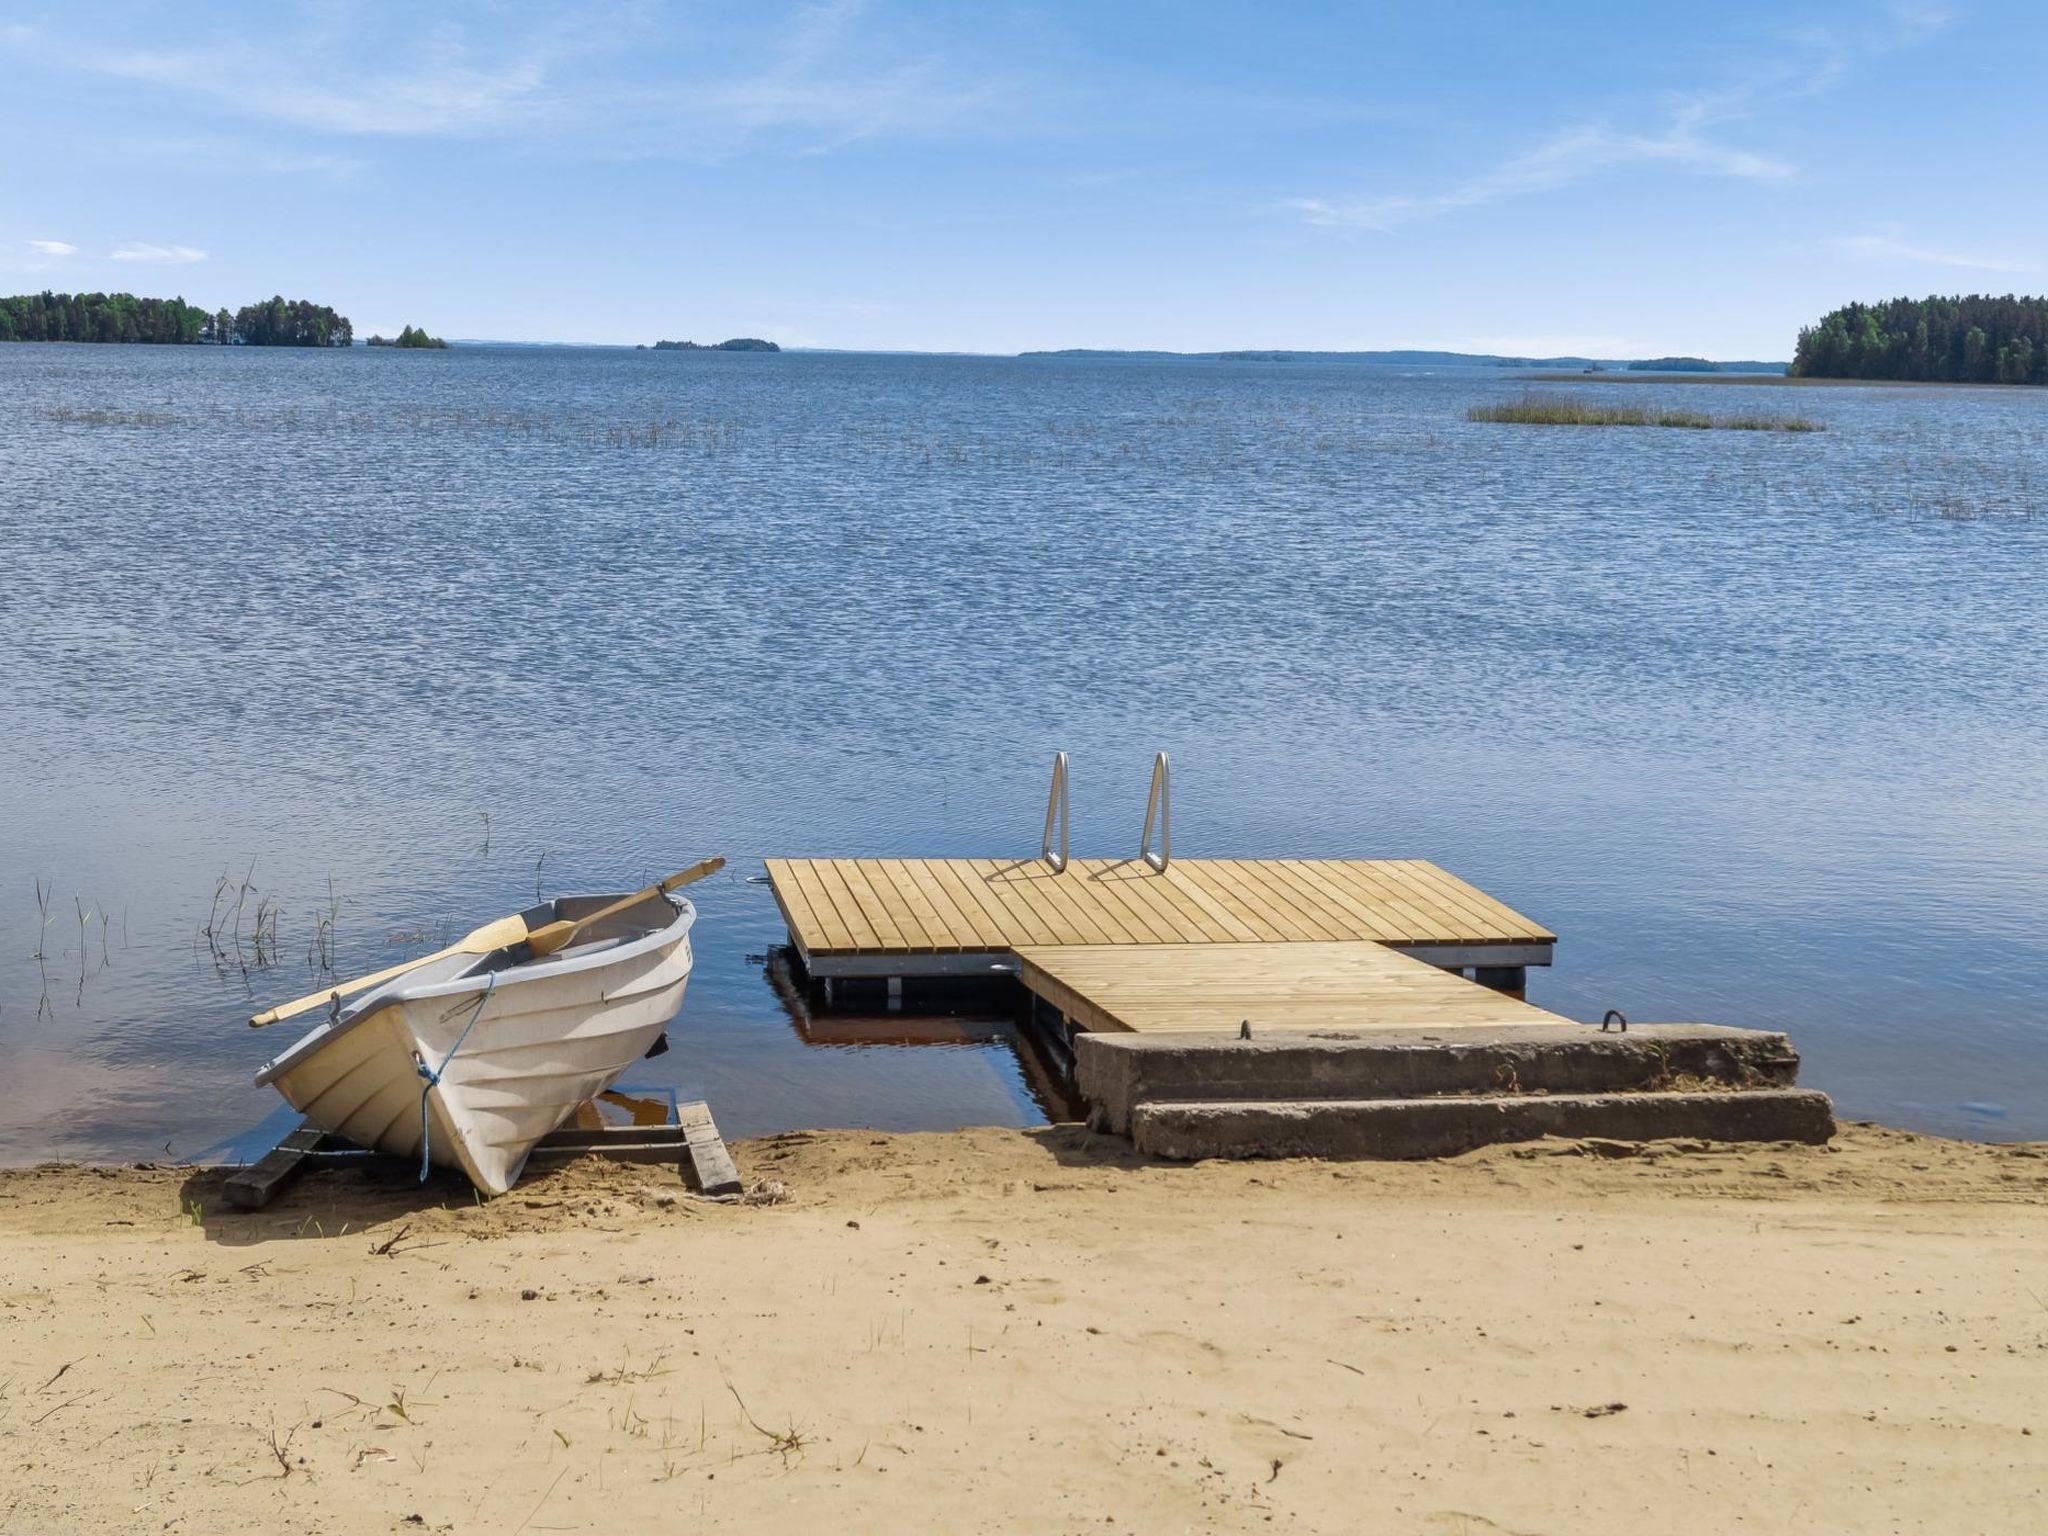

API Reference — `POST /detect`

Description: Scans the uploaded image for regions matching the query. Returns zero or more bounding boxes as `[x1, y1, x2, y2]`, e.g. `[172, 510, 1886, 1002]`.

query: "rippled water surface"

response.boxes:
[2, 344, 2043, 1161]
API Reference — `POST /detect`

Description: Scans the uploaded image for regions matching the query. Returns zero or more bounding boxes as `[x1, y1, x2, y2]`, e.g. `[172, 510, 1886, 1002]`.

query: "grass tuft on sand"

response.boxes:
[1470, 392, 1822, 432]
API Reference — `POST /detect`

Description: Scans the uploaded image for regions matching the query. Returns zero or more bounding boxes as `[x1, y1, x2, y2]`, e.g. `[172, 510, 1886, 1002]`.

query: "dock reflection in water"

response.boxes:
[762, 950, 1083, 1125]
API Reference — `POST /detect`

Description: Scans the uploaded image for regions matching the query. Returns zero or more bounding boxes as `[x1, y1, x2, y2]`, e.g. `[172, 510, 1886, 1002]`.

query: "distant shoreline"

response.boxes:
[1523, 371, 2025, 389]
[1023, 347, 1788, 371]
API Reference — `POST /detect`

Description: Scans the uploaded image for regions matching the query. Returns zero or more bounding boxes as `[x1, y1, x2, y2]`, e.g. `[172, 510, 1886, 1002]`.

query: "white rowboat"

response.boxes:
[255, 890, 697, 1195]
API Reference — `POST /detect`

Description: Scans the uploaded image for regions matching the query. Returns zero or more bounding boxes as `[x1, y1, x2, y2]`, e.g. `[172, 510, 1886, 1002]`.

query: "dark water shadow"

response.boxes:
[760, 947, 1085, 1123]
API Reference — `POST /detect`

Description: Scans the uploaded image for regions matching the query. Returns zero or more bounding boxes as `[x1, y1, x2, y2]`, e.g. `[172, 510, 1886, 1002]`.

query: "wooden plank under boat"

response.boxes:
[253, 890, 697, 1195]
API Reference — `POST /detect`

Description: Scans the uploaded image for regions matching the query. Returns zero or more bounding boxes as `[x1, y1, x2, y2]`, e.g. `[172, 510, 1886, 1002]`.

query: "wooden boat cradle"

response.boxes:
[225, 1095, 741, 1210]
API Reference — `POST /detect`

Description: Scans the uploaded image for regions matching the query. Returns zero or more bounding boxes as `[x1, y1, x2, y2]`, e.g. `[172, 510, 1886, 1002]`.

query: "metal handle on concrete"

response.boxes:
[1041, 751, 1070, 873]
[1140, 752, 1171, 872]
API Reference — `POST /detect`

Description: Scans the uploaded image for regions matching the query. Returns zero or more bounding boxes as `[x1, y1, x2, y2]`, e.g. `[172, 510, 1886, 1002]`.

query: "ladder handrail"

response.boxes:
[1140, 751, 1170, 872]
[1041, 751, 1070, 872]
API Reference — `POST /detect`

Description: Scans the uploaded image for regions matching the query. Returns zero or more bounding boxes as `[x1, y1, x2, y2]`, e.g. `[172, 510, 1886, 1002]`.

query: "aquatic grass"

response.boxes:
[35, 405, 184, 427]
[1469, 393, 1822, 432]
[30, 877, 53, 960]
[306, 878, 340, 976]
[42, 399, 754, 453]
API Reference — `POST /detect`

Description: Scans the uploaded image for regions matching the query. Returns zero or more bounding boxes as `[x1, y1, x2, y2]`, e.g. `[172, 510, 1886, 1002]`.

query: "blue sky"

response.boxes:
[2, 1, 2040, 354]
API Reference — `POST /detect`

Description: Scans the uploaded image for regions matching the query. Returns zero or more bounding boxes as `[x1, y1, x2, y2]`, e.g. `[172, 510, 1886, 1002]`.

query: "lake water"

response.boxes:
[1, 343, 2043, 1163]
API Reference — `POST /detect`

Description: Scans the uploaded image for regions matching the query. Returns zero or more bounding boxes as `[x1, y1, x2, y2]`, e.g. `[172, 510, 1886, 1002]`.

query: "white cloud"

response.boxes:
[1288, 107, 1793, 231]
[1291, 5, 1953, 234]
[0, 3, 999, 158]
[26, 239, 75, 256]
[111, 243, 207, 263]
[1834, 233, 2034, 274]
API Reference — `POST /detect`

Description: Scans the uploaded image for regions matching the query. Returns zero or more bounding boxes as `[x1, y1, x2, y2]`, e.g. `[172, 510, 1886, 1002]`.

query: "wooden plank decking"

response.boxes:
[1014, 942, 1574, 1035]
[766, 857, 1554, 975]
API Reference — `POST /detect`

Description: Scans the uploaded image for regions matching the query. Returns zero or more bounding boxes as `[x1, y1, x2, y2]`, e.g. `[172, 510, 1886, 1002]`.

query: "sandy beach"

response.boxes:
[2, 1123, 2043, 1534]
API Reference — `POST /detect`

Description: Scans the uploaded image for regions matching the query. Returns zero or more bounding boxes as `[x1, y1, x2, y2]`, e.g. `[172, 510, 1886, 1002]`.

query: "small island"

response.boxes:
[1792, 294, 2048, 383]
[367, 325, 448, 349]
[1629, 356, 1720, 372]
[647, 337, 780, 352]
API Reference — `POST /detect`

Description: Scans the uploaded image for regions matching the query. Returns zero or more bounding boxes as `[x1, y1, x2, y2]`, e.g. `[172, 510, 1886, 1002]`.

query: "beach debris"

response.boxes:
[1564, 1400, 1630, 1425]
[726, 1381, 810, 1466]
[266, 1418, 300, 1477]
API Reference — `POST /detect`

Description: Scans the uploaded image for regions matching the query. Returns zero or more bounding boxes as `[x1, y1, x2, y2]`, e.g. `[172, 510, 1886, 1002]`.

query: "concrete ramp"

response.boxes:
[1075, 1023, 1833, 1157]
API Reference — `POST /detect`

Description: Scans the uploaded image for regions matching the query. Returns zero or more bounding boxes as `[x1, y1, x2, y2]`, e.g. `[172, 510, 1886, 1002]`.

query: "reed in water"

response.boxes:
[1470, 393, 1822, 431]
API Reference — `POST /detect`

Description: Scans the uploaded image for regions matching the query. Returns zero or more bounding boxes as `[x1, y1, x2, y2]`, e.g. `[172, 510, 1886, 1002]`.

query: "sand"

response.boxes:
[2, 1123, 2044, 1534]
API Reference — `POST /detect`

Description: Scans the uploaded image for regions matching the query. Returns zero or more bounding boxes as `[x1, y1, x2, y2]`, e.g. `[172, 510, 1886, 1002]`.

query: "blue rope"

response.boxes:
[414, 973, 496, 1183]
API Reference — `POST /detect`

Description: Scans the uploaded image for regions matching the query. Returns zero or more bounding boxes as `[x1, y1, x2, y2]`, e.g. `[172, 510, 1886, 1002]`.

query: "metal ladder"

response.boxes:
[1038, 750, 1171, 872]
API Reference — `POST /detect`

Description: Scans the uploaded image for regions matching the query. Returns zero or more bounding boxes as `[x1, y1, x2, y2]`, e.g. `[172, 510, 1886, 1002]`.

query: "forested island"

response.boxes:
[645, 337, 779, 351]
[0, 291, 352, 346]
[1629, 356, 1719, 372]
[1791, 295, 2048, 384]
[367, 325, 447, 349]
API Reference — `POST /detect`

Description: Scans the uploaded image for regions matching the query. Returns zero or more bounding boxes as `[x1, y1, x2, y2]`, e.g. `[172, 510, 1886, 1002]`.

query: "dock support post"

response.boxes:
[886, 976, 903, 1013]
[1474, 966, 1526, 998]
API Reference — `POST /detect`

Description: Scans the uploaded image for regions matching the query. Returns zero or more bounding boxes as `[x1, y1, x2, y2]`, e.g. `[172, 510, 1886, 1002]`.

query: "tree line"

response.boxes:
[0, 291, 354, 346]
[1791, 295, 2048, 384]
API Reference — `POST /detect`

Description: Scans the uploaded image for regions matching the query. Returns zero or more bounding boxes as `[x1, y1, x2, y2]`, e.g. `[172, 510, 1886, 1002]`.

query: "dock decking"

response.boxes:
[765, 857, 1554, 979]
[1014, 942, 1573, 1035]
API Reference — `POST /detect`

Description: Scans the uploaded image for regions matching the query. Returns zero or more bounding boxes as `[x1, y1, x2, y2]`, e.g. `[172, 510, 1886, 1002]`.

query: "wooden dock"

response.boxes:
[765, 857, 1554, 980]
[766, 854, 1559, 1039]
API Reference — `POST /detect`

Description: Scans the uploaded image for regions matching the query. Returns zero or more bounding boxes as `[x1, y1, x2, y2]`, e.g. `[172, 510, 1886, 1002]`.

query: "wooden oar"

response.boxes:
[518, 856, 724, 959]
[248, 857, 725, 1028]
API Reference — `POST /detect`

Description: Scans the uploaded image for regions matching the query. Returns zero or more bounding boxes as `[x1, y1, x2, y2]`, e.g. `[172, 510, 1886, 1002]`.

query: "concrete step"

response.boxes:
[1076, 1023, 1800, 1136]
[1131, 1088, 1836, 1161]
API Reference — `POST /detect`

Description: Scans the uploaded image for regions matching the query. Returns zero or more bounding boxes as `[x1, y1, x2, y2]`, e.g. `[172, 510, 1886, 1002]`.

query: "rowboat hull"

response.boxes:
[254, 892, 696, 1195]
